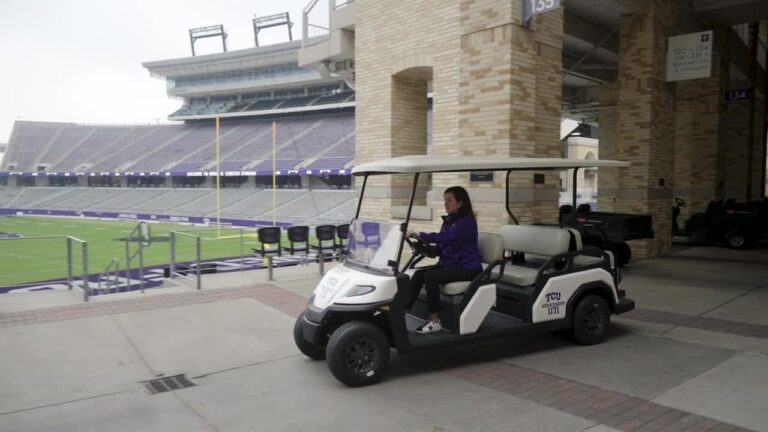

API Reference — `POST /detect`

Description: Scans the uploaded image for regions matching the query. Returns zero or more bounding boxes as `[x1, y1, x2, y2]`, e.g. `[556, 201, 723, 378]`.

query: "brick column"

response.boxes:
[606, 0, 677, 258]
[673, 54, 722, 215]
[598, 82, 619, 212]
[355, 1, 460, 222]
[456, 0, 563, 230]
[356, 1, 563, 231]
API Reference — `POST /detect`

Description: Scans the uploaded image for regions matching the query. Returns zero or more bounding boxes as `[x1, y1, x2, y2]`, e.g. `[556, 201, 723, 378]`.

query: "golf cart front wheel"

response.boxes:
[572, 295, 610, 345]
[293, 312, 326, 360]
[326, 321, 390, 387]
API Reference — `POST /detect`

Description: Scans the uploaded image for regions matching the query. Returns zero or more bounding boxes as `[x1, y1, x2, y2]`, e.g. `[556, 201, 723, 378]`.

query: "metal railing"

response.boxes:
[168, 227, 249, 291]
[169, 231, 202, 291]
[301, 0, 354, 47]
[97, 257, 121, 295]
[0, 235, 89, 301]
[125, 222, 151, 293]
[302, 0, 330, 46]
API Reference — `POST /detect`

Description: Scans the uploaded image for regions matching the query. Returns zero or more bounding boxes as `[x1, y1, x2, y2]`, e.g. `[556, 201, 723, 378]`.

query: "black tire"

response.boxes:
[726, 230, 747, 249]
[612, 242, 632, 267]
[293, 312, 325, 360]
[326, 321, 390, 387]
[572, 295, 610, 345]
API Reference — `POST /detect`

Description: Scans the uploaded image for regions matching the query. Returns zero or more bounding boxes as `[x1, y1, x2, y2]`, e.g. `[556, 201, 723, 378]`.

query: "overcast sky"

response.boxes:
[0, 0, 310, 143]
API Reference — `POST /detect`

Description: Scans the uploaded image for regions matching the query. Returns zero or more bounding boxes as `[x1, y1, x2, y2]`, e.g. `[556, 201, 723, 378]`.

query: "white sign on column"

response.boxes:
[666, 30, 713, 82]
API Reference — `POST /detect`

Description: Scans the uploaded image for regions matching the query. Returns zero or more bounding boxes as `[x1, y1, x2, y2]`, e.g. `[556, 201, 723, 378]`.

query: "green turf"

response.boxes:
[0, 216, 295, 287]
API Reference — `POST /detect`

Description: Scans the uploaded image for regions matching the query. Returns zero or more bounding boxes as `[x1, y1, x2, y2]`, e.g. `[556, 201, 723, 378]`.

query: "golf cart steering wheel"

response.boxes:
[405, 234, 437, 258]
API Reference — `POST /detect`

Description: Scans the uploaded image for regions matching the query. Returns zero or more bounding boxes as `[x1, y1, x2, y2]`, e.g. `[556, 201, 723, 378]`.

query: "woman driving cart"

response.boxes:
[408, 186, 482, 334]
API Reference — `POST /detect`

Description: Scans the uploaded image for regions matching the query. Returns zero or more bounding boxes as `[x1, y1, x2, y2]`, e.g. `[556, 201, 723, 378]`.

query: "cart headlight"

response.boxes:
[347, 285, 376, 297]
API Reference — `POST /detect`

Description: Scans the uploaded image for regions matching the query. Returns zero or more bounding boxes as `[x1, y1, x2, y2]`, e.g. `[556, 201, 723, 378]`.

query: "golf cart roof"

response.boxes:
[351, 155, 630, 176]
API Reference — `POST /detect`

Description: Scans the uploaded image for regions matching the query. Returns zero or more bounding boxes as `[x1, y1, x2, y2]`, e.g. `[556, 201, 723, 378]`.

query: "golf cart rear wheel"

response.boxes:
[613, 242, 631, 267]
[293, 312, 325, 360]
[572, 295, 610, 345]
[326, 321, 389, 387]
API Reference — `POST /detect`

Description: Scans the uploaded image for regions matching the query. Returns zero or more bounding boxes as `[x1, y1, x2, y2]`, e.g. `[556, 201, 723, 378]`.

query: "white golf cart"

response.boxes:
[294, 156, 636, 387]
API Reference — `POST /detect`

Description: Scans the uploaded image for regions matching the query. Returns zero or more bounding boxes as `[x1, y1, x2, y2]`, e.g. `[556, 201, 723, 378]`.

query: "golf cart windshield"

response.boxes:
[346, 219, 401, 274]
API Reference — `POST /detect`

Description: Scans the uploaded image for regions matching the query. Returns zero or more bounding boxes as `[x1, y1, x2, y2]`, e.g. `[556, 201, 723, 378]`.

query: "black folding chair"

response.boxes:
[335, 223, 350, 258]
[253, 227, 282, 257]
[287, 226, 310, 258]
[313, 225, 337, 273]
[313, 225, 337, 255]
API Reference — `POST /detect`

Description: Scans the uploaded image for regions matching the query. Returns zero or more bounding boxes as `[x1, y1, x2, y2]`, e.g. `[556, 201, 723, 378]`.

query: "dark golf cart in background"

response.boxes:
[672, 197, 768, 249]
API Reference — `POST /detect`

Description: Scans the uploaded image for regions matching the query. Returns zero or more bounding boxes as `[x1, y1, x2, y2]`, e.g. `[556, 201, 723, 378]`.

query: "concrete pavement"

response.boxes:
[1, 245, 767, 431]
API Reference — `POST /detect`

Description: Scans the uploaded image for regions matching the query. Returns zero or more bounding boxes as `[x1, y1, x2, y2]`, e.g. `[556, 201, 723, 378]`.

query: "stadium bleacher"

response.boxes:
[0, 106, 364, 227]
[0, 29, 382, 232]
[1, 186, 355, 225]
[311, 91, 354, 105]
[2, 113, 354, 173]
[168, 90, 355, 118]
[94, 125, 189, 171]
[242, 99, 284, 111]
[278, 95, 320, 109]
[57, 126, 152, 172]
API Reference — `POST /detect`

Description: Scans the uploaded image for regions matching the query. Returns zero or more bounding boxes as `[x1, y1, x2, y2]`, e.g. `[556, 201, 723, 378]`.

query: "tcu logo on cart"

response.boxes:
[543, 292, 564, 316]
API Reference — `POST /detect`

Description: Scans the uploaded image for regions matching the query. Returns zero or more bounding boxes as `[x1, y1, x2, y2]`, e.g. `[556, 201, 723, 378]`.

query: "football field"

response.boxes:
[0, 216, 276, 287]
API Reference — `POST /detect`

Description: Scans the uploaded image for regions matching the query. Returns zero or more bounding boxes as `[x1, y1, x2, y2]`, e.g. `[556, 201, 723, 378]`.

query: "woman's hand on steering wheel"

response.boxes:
[405, 233, 437, 258]
[404, 231, 419, 247]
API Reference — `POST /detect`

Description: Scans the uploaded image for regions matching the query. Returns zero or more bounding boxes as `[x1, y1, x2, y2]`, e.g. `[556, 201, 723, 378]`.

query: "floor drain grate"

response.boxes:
[143, 374, 196, 394]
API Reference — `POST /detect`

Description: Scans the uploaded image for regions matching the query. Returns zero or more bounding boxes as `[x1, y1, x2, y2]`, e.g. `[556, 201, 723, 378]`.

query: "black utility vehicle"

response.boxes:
[672, 197, 767, 248]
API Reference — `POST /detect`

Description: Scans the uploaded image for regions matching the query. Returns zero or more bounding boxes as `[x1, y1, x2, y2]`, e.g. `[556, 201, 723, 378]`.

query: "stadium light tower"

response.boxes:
[189, 25, 228, 56]
[252, 12, 293, 47]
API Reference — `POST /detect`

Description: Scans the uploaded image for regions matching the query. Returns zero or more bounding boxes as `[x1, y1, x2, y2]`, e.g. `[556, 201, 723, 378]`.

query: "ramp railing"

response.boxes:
[125, 222, 151, 294]
[96, 257, 121, 295]
[168, 227, 249, 291]
[169, 231, 202, 291]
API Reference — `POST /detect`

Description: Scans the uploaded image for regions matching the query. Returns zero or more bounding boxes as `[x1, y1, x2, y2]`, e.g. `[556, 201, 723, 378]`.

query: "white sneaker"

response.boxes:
[415, 319, 442, 334]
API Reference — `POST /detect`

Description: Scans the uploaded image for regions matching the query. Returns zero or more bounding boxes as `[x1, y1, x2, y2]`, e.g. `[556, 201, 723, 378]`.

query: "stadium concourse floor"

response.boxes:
[0, 245, 767, 432]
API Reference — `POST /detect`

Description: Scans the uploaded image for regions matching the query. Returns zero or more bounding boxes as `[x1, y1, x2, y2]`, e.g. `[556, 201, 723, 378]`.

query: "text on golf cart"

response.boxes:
[542, 292, 565, 315]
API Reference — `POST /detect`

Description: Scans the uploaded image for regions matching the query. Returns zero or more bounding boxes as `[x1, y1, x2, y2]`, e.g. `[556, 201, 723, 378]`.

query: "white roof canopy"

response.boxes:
[351, 155, 630, 176]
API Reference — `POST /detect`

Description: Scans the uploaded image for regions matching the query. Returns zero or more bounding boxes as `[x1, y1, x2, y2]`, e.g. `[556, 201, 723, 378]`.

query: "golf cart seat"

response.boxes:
[440, 232, 504, 295]
[563, 226, 606, 267]
[493, 225, 572, 286]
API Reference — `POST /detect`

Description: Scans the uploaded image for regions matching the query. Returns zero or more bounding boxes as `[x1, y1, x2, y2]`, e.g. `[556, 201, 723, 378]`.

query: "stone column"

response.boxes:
[455, 0, 563, 231]
[598, 82, 619, 212]
[673, 32, 723, 217]
[716, 26, 768, 202]
[356, 0, 563, 231]
[355, 1, 460, 223]
[605, 0, 677, 258]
